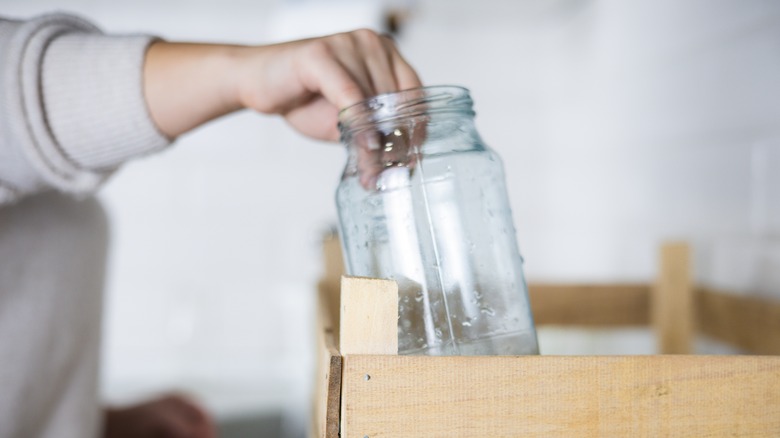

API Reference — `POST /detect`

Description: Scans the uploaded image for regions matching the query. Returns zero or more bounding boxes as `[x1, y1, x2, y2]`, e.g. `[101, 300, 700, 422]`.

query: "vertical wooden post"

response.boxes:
[339, 276, 398, 438]
[653, 242, 694, 354]
[321, 235, 345, 338]
[312, 287, 342, 438]
[339, 276, 398, 356]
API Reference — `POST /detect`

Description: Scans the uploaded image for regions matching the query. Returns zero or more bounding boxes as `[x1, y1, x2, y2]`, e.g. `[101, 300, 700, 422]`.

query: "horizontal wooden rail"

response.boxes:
[341, 355, 780, 438]
[316, 240, 780, 438]
[529, 284, 649, 326]
[697, 287, 780, 355]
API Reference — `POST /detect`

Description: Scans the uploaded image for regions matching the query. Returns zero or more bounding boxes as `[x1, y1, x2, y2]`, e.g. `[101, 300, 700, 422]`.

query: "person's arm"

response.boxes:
[143, 31, 420, 140]
[0, 14, 171, 203]
[0, 14, 420, 205]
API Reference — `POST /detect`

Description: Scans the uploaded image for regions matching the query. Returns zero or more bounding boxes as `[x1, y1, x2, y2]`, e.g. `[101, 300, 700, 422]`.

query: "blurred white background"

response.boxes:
[2, 0, 779, 436]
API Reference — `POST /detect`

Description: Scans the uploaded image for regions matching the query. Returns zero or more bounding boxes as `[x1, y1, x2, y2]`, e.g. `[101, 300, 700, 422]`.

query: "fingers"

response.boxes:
[298, 41, 366, 110]
[358, 30, 399, 95]
[284, 96, 341, 141]
[299, 29, 421, 111]
[315, 31, 423, 191]
[356, 131, 384, 188]
[382, 35, 422, 91]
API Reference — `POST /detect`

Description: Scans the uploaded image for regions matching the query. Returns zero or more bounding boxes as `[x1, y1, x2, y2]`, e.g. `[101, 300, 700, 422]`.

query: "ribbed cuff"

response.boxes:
[2, 13, 171, 199]
[42, 33, 171, 171]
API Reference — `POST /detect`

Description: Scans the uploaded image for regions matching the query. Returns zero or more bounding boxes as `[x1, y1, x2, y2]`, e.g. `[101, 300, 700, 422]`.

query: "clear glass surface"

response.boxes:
[336, 86, 538, 355]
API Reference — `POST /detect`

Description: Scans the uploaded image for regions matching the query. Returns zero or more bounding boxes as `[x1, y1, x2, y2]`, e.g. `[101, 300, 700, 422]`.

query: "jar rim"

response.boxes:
[338, 85, 474, 135]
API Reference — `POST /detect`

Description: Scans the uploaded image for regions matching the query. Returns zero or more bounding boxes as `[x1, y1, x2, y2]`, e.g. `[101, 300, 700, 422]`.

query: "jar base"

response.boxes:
[400, 329, 539, 356]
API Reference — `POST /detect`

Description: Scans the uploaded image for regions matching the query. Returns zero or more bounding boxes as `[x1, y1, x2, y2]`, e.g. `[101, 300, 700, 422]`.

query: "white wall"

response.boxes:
[401, 0, 780, 355]
[2, 0, 779, 429]
[405, 0, 780, 283]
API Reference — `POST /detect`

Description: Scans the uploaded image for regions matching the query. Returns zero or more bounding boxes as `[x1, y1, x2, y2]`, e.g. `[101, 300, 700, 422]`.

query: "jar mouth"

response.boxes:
[338, 85, 474, 136]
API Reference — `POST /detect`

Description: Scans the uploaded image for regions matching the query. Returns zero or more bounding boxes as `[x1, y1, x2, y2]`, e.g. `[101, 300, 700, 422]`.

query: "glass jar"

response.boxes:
[336, 86, 538, 356]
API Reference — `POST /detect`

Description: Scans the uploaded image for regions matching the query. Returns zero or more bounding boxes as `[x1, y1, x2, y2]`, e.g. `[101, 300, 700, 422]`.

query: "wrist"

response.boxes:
[144, 42, 247, 137]
[233, 43, 301, 115]
[212, 44, 247, 114]
[233, 44, 275, 113]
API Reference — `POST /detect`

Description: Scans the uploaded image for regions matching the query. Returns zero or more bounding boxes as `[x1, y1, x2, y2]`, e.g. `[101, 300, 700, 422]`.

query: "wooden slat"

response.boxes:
[341, 355, 780, 438]
[339, 276, 398, 356]
[318, 279, 341, 345]
[320, 235, 345, 337]
[697, 287, 780, 355]
[322, 233, 346, 284]
[653, 243, 694, 354]
[312, 282, 343, 438]
[529, 284, 649, 326]
[311, 342, 341, 438]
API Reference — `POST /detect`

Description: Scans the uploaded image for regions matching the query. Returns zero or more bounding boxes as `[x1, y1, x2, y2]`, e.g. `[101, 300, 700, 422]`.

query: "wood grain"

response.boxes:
[697, 287, 780, 355]
[312, 282, 343, 438]
[653, 243, 694, 354]
[339, 276, 398, 356]
[320, 235, 344, 337]
[341, 355, 780, 438]
[322, 233, 346, 284]
[529, 284, 649, 326]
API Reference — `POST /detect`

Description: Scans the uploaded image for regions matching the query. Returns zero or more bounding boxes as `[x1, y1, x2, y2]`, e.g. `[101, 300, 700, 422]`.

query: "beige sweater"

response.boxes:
[0, 13, 170, 438]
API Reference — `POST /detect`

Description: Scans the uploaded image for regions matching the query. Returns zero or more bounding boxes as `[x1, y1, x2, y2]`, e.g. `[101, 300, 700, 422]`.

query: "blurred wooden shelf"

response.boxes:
[312, 240, 780, 437]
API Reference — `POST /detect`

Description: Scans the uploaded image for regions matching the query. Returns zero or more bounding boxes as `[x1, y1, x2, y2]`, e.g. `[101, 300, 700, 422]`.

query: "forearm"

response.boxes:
[1, 13, 419, 204]
[142, 31, 421, 142]
[143, 42, 251, 138]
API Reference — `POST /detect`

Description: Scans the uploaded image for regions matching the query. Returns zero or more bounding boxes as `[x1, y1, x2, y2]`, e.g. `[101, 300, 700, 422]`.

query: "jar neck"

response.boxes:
[338, 85, 476, 143]
[339, 87, 484, 186]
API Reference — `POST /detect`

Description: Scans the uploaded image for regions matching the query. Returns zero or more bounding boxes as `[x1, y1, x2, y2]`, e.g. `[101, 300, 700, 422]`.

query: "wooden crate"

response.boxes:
[312, 240, 780, 437]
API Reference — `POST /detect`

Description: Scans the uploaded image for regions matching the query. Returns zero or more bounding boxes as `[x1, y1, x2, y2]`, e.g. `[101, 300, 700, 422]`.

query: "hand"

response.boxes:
[144, 29, 422, 140]
[103, 394, 216, 438]
[236, 29, 422, 141]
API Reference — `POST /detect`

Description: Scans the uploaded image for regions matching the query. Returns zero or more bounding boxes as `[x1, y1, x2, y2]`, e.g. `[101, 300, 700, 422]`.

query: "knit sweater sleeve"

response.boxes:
[0, 14, 171, 204]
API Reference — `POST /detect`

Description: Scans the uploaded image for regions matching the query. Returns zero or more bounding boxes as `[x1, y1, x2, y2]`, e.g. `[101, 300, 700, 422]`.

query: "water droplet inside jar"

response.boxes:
[435, 328, 443, 338]
[414, 290, 424, 302]
[480, 307, 496, 316]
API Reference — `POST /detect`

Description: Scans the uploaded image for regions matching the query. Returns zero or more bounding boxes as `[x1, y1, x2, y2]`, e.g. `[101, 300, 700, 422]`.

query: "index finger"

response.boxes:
[298, 42, 367, 110]
[383, 36, 423, 91]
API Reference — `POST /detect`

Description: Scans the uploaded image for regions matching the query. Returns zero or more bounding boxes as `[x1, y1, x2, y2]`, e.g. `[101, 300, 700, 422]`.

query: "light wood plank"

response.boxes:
[312, 282, 343, 438]
[529, 284, 649, 326]
[311, 343, 341, 438]
[320, 235, 345, 337]
[322, 232, 346, 284]
[653, 243, 694, 354]
[339, 276, 398, 356]
[318, 279, 341, 343]
[697, 287, 780, 355]
[341, 355, 780, 438]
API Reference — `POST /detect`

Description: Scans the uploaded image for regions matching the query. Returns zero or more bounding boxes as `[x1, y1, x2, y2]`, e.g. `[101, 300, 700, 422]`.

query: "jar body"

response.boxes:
[336, 86, 538, 355]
